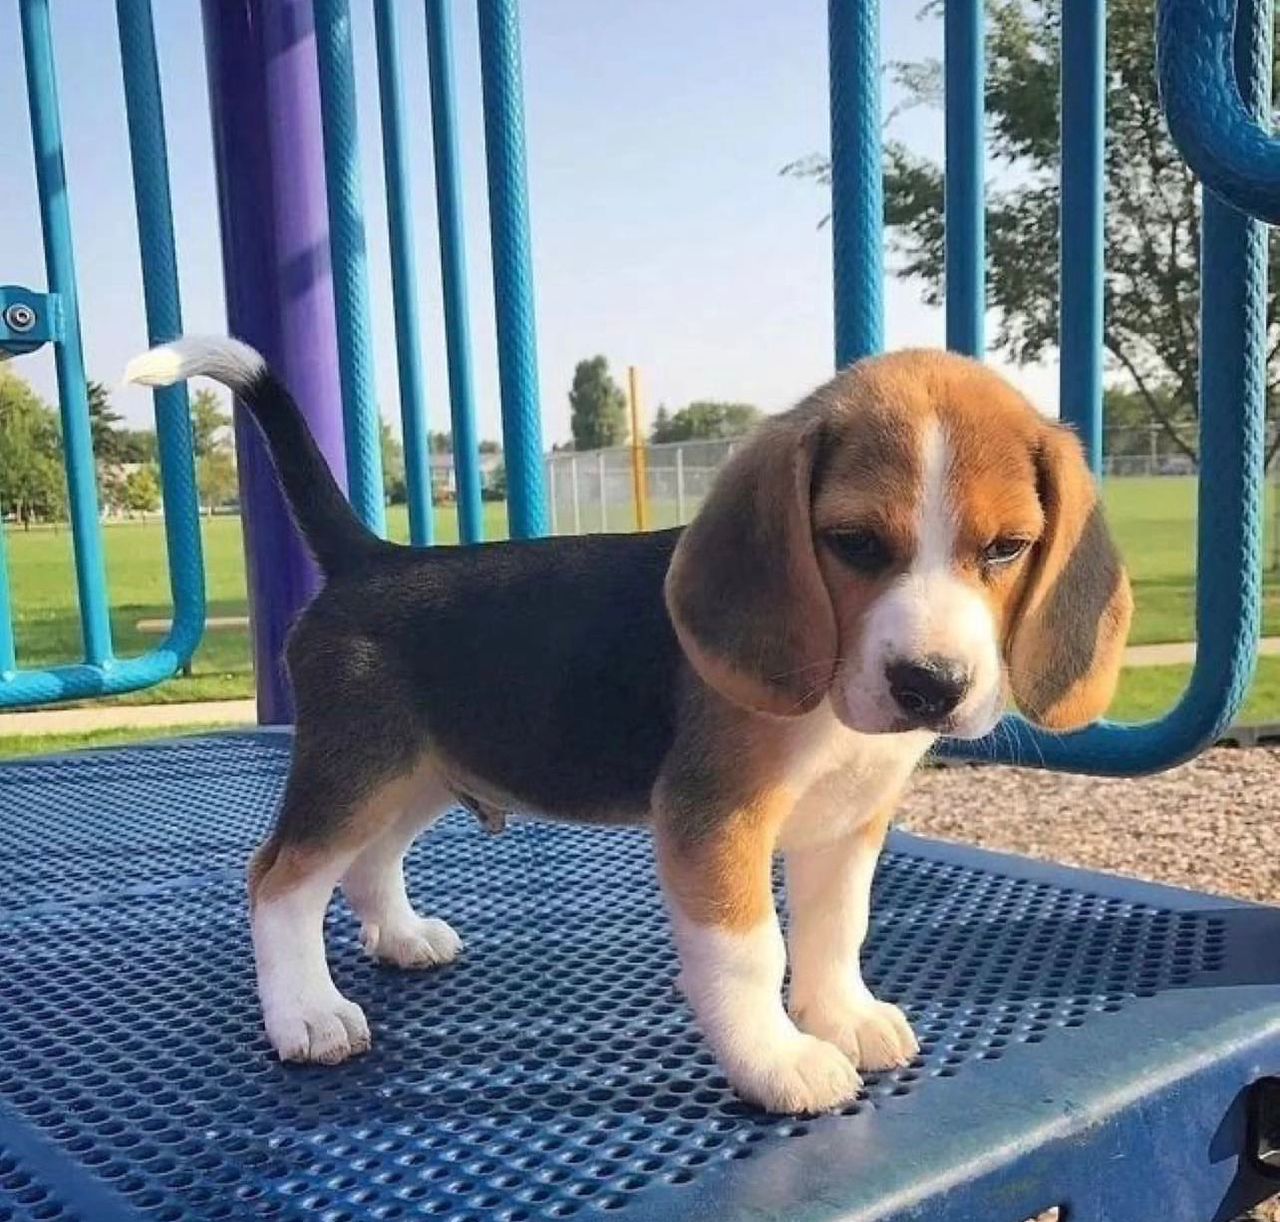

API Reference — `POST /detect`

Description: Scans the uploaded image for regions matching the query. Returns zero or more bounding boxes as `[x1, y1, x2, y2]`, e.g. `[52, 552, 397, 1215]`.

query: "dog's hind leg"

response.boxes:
[247, 670, 432, 1059]
[340, 770, 463, 970]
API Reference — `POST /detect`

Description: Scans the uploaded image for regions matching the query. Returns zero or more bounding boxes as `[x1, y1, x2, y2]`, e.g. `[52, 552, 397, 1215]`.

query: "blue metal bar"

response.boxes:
[1059, 0, 1106, 474]
[426, 0, 485, 544]
[944, 0, 984, 357]
[943, 0, 1269, 775]
[115, 0, 205, 668]
[373, 0, 434, 547]
[0, 525, 15, 678]
[477, 0, 548, 539]
[18, 0, 113, 669]
[313, 0, 387, 536]
[828, 0, 883, 366]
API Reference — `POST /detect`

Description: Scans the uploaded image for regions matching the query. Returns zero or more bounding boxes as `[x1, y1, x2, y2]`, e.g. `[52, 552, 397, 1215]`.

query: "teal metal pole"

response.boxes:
[944, 0, 985, 357]
[373, 0, 434, 547]
[314, 0, 387, 535]
[18, 0, 113, 668]
[477, 0, 548, 539]
[426, 0, 485, 544]
[1059, 0, 1106, 473]
[829, 0, 883, 366]
[115, 0, 206, 669]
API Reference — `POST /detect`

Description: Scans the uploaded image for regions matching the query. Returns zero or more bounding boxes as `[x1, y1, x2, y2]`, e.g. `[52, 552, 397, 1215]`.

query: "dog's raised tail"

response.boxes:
[126, 337, 379, 577]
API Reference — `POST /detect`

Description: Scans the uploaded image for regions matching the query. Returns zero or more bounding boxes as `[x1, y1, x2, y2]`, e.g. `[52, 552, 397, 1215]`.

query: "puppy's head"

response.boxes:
[664, 350, 1132, 737]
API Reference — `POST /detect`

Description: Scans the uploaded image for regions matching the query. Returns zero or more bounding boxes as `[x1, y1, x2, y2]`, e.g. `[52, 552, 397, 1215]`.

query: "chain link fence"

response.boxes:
[545, 427, 1278, 535]
[546, 439, 739, 534]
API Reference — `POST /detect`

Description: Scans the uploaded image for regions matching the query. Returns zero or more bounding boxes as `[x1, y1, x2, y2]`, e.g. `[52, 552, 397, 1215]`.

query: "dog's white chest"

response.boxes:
[775, 707, 933, 853]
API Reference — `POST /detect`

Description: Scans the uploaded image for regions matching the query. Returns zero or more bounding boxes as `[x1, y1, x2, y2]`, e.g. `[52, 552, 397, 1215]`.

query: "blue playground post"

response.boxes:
[477, 0, 549, 539]
[314, 0, 386, 538]
[1059, 0, 1107, 473]
[426, 0, 486, 545]
[944, 0, 985, 357]
[828, 0, 883, 366]
[201, 0, 351, 725]
[373, 0, 434, 547]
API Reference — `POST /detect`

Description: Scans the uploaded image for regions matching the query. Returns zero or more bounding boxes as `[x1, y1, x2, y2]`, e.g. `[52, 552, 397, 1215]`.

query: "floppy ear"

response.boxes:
[664, 412, 837, 716]
[1008, 425, 1133, 730]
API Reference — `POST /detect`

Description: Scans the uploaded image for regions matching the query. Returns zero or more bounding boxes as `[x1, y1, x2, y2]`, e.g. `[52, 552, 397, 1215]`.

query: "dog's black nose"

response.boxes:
[886, 656, 970, 722]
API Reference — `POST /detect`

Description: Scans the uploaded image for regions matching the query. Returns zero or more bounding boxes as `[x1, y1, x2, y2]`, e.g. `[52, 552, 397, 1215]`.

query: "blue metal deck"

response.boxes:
[1, 732, 1278, 1221]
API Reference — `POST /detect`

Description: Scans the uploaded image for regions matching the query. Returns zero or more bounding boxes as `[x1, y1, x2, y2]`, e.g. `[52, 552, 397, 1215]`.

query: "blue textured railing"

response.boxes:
[313, 0, 386, 537]
[477, 0, 549, 539]
[1159, 0, 1280, 225]
[427, 0, 486, 545]
[372, 0, 434, 547]
[829, 0, 883, 366]
[312, 0, 533, 545]
[1059, 0, 1107, 475]
[943, 0, 984, 358]
[1, 0, 205, 708]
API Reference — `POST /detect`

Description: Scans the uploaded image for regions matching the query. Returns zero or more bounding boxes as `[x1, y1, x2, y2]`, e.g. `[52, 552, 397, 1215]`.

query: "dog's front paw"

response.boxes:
[361, 915, 463, 969]
[725, 1033, 862, 1114]
[792, 994, 918, 1072]
[265, 990, 371, 1065]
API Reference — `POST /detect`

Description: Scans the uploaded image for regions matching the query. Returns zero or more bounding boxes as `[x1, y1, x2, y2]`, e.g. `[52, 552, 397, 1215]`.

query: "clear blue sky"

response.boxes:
[0, 0, 1056, 447]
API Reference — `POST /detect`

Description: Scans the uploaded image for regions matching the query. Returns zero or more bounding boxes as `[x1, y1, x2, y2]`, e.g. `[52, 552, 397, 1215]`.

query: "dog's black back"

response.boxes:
[301, 528, 684, 821]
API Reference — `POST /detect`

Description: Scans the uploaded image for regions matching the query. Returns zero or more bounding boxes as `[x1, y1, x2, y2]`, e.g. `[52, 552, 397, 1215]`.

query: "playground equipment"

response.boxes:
[1, 0, 1279, 1218]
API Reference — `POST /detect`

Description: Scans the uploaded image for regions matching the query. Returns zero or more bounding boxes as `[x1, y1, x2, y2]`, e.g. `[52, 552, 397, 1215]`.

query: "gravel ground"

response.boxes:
[896, 747, 1280, 1221]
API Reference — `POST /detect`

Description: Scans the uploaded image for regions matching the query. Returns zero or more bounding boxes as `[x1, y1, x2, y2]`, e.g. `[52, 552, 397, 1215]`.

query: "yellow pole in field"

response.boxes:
[628, 365, 650, 531]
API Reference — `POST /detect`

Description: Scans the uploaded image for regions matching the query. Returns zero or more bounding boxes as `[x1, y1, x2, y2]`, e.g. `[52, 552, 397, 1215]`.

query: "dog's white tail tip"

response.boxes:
[124, 336, 266, 392]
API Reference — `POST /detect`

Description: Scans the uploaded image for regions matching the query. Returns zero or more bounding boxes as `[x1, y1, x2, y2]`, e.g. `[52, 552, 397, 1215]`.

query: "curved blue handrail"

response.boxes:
[1157, 0, 1280, 225]
[1, 0, 205, 707]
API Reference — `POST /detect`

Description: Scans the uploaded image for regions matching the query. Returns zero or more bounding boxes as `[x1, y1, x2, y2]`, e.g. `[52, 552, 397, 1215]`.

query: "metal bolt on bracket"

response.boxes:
[3, 302, 36, 333]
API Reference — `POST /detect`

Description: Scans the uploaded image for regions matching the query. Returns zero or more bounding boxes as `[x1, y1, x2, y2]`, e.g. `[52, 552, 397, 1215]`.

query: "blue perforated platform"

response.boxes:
[1, 732, 1279, 1221]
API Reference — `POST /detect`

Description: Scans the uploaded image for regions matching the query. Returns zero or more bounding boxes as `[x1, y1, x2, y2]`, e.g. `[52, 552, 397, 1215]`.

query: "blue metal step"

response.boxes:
[1, 732, 1278, 1221]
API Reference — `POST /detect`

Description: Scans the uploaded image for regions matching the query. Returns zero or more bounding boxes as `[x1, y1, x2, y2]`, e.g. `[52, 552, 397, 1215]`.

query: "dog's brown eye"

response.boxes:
[826, 528, 893, 575]
[982, 536, 1030, 567]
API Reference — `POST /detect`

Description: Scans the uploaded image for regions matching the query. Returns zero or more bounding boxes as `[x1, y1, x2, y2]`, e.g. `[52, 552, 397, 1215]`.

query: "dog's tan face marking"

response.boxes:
[668, 349, 1132, 735]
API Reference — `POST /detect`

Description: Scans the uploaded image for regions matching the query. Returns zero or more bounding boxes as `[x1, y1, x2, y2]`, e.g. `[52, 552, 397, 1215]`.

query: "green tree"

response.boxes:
[569, 356, 628, 450]
[783, 0, 1280, 467]
[116, 428, 157, 463]
[485, 462, 508, 501]
[0, 369, 65, 525]
[191, 388, 231, 459]
[381, 421, 407, 504]
[196, 451, 238, 512]
[87, 380, 126, 464]
[651, 401, 761, 443]
[122, 464, 161, 516]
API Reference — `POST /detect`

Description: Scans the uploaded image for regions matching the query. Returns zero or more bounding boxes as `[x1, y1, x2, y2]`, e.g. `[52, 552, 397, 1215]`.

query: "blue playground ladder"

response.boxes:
[1, 1, 1279, 1219]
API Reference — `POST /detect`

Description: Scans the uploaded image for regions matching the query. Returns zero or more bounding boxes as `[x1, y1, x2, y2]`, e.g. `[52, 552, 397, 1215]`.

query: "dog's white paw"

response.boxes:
[361, 916, 463, 969]
[792, 994, 918, 1072]
[726, 1032, 862, 1114]
[265, 991, 371, 1065]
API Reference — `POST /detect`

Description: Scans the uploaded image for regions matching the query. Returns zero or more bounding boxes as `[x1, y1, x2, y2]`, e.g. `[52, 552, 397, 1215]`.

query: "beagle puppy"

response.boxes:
[127, 339, 1131, 1115]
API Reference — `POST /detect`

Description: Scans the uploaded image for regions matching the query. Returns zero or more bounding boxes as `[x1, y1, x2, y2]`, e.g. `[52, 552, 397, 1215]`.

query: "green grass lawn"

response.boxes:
[3, 478, 1279, 725]
[0, 724, 239, 761]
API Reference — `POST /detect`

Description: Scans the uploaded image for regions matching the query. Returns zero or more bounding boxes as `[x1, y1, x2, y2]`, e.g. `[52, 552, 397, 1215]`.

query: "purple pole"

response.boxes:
[201, 0, 349, 725]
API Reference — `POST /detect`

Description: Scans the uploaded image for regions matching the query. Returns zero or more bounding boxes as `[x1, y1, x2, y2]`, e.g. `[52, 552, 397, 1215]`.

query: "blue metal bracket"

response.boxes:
[0, 285, 61, 358]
